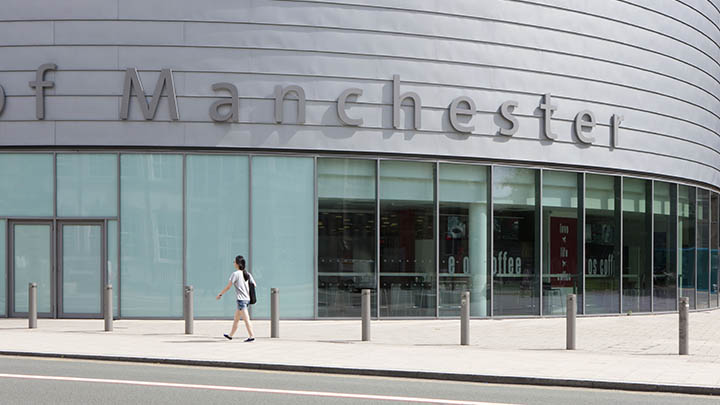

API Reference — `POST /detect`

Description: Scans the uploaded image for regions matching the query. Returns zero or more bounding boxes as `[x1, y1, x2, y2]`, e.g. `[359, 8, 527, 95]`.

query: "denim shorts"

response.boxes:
[236, 299, 250, 310]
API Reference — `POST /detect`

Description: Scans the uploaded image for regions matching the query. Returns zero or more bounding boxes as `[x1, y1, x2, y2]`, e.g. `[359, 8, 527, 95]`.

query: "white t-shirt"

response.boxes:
[229, 270, 256, 301]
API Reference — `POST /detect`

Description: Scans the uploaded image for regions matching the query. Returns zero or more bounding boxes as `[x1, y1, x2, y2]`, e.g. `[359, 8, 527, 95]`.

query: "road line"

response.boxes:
[0, 372, 519, 404]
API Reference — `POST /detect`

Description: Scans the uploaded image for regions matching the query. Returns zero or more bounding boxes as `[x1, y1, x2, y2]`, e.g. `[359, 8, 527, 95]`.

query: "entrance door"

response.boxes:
[58, 222, 104, 318]
[9, 222, 54, 318]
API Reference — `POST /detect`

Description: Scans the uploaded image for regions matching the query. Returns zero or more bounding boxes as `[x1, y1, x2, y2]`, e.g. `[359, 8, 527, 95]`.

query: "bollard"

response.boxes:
[460, 291, 470, 346]
[184, 285, 194, 335]
[566, 294, 576, 350]
[104, 285, 113, 332]
[271, 288, 279, 338]
[28, 282, 37, 329]
[679, 297, 689, 355]
[361, 289, 371, 341]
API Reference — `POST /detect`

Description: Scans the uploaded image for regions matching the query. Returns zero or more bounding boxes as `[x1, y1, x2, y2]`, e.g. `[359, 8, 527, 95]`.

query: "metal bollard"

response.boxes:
[184, 285, 193, 335]
[104, 285, 113, 332]
[566, 294, 576, 350]
[361, 289, 371, 341]
[460, 291, 470, 346]
[271, 288, 279, 338]
[28, 283, 37, 329]
[679, 297, 689, 355]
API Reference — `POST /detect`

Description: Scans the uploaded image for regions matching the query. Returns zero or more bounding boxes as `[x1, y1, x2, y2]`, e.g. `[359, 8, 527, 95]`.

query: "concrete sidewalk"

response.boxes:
[2, 310, 720, 395]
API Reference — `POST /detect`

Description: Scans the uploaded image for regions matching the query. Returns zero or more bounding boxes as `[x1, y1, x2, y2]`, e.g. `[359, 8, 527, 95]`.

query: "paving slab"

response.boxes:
[2, 310, 720, 394]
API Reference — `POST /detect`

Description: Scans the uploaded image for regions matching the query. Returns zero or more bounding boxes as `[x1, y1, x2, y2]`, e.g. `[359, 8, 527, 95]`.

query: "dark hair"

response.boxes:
[235, 255, 249, 280]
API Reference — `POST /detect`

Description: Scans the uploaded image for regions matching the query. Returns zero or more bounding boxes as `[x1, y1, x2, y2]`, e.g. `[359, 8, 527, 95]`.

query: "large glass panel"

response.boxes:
[0, 220, 5, 316]
[318, 158, 376, 318]
[696, 189, 710, 309]
[13, 224, 52, 313]
[711, 193, 718, 307]
[439, 164, 489, 317]
[622, 178, 652, 313]
[542, 171, 581, 315]
[61, 225, 102, 314]
[379, 161, 435, 317]
[653, 182, 677, 312]
[120, 154, 183, 317]
[187, 155, 249, 318]
[0, 154, 53, 217]
[493, 167, 539, 316]
[107, 220, 119, 317]
[251, 156, 314, 318]
[585, 174, 620, 314]
[57, 154, 118, 217]
[678, 185, 696, 309]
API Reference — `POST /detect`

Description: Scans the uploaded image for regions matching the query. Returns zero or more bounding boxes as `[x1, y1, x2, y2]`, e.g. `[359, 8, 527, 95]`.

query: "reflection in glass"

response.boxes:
[653, 182, 677, 311]
[0, 154, 53, 217]
[187, 155, 249, 318]
[493, 167, 539, 316]
[711, 193, 719, 308]
[585, 175, 620, 314]
[318, 159, 376, 317]
[57, 154, 117, 217]
[120, 154, 183, 317]
[380, 161, 435, 317]
[251, 157, 314, 319]
[622, 178, 652, 313]
[696, 189, 710, 309]
[439, 164, 488, 317]
[679, 185, 696, 309]
[14, 225, 52, 313]
[62, 225, 102, 314]
[542, 171, 580, 315]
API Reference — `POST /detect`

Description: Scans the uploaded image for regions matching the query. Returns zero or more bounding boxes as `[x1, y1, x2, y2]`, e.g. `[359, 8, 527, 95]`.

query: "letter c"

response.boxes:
[337, 88, 363, 126]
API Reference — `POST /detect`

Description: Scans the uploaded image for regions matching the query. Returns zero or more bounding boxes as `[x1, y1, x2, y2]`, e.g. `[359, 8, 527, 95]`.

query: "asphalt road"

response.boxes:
[0, 356, 717, 405]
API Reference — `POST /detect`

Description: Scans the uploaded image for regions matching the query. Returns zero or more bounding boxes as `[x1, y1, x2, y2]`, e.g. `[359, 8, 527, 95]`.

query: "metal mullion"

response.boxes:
[617, 176, 623, 314]
[488, 165, 494, 317]
[434, 162, 439, 318]
[116, 152, 122, 318]
[695, 187, 698, 309]
[375, 159, 381, 319]
[247, 155, 253, 319]
[579, 172, 586, 315]
[650, 181, 655, 312]
[52, 152, 57, 318]
[537, 169, 543, 317]
[675, 184, 680, 312]
[182, 154, 187, 292]
[313, 156, 318, 319]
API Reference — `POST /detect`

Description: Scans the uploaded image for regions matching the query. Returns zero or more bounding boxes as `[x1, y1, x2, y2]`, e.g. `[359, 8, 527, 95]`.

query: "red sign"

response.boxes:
[549, 217, 577, 288]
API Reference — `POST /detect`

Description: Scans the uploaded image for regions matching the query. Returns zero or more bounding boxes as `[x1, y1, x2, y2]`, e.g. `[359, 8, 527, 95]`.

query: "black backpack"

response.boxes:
[243, 271, 257, 305]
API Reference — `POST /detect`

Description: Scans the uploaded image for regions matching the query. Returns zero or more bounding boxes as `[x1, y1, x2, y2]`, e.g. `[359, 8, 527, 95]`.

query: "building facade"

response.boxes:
[0, 0, 718, 319]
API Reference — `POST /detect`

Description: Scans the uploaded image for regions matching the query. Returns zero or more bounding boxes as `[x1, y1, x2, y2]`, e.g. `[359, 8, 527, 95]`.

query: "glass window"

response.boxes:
[679, 185, 696, 309]
[622, 178, 652, 313]
[107, 220, 119, 317]
[318, 158, 376, 318]
[120, 154, 183, 317]
[251, 156, 314, 319]
[653, 182, 677, 312]
[493, 166, 539, 316]
[542, 171, 581, 315]
[186, 155, 249, 318]
[13, 224, 52, 314]
[0, 220, 5, 316]
[57, 154, 117, 217]
[439, 163, 489, 317]
[696, 189, 710, 309]
[585, 174, 620, 314]
[379, 161, 435, 317]
[0, 154, 53, 217]
[711, 193, 718, 308]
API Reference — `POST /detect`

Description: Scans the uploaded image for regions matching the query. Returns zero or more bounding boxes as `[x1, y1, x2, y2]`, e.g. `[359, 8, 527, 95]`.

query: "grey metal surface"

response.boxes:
[567, 294, 576, 350]
[361, 288, 370, 341]
[104, 285, 112, 332]
[460, 291, 470, 345]
[679, 296, 689, 355]
[0, 0, 716, 188]
[28, 283, 37, 329]
[271, 288, 279, 338]
[183, 285, 193, 335]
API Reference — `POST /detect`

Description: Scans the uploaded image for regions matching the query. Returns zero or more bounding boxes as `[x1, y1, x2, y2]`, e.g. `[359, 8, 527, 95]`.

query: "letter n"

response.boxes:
[120, 68, 179, 120]
[275, 85, 306, 124]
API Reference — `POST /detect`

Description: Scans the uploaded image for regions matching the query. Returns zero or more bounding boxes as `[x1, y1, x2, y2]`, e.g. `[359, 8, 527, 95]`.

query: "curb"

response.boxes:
[1, 350, 718, 396]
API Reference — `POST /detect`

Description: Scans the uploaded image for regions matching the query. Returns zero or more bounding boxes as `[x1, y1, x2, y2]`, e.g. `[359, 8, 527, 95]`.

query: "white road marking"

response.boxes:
[0, 372, 520, 404]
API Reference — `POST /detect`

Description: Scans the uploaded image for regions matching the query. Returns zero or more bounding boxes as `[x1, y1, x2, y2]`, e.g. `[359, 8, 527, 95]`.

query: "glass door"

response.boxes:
[58, 222, 104, 318]
[9, 222, 54, 317]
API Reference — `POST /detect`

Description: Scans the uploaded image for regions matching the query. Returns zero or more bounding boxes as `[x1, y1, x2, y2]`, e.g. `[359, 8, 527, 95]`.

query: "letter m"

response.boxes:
[120, 68, 179, 120]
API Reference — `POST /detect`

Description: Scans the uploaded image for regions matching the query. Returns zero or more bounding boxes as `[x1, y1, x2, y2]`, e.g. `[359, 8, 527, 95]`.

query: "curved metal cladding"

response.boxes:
[0, 0, 718, 187]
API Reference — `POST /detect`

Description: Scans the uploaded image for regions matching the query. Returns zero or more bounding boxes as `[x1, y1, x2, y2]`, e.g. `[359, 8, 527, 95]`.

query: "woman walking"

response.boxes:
[216, 255, 256, 342]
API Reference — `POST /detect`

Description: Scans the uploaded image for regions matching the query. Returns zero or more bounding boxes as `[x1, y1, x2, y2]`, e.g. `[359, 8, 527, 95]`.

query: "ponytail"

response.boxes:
[235, 255, 249, 280]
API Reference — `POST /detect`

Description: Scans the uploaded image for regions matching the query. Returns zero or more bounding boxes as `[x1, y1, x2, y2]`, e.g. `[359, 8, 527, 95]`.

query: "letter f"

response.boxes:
[29, 63, 57, 120]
